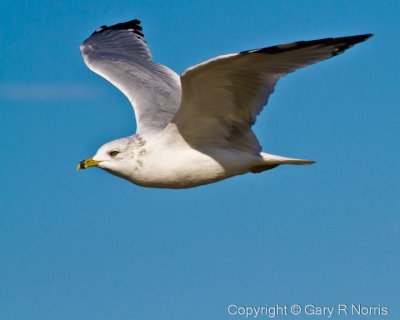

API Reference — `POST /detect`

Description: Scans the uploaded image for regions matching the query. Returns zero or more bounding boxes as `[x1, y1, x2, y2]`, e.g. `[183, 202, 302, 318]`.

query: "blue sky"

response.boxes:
[1, 0, 399, 319]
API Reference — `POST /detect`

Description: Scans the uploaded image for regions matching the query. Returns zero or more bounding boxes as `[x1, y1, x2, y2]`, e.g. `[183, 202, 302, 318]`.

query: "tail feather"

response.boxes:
[260, 152, 316, 165]
[250, 152, 315, 173]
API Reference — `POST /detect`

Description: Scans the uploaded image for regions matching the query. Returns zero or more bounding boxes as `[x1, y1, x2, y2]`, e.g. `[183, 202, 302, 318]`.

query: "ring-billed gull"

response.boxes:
[77, 19, 372, 189]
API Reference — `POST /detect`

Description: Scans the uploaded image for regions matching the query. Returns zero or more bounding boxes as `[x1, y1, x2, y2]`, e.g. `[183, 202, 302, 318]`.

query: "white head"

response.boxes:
[77, 136, 143, 178]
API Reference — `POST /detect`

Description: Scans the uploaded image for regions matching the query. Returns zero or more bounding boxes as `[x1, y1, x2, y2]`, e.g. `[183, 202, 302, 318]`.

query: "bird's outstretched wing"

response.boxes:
[81, 19, 181, 136]
[171, 34, 372, 153]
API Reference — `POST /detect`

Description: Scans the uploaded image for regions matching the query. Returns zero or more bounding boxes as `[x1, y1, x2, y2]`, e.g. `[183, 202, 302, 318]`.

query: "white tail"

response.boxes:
[250, 152, 315, 173]
[260, 152, 315, 165]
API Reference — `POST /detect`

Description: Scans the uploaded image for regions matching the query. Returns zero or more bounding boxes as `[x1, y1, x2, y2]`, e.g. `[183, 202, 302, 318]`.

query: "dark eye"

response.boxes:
[109, 151, 119, 157]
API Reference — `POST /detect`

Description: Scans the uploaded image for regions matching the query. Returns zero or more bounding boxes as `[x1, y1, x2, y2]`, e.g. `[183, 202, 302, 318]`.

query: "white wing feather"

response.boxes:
[80, 20, 181, 136]
[171, 35, 372, 153]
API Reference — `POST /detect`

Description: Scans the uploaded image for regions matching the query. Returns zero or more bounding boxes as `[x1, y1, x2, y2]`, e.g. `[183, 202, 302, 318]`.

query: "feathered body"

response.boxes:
[77, 19, 372, 188]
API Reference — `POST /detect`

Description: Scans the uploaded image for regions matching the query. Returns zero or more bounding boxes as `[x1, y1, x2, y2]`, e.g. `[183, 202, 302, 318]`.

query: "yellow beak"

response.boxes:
[77, 157, 100, 170]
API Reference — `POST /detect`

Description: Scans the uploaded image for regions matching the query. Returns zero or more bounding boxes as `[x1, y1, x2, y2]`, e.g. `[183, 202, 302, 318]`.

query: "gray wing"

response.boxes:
[80, 19, 181, 136]
[171, 34, 372, 153]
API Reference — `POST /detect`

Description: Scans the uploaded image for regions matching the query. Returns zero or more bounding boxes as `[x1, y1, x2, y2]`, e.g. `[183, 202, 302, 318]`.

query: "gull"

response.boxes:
[77, 19, 371, 189]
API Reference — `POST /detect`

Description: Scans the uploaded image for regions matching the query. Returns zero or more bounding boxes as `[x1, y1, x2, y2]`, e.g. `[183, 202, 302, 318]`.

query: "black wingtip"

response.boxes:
[92, 19, 145, 38]
[326, 33, 374, 56]
[336, 33, 374, 45]
[241, 33, 373, 56]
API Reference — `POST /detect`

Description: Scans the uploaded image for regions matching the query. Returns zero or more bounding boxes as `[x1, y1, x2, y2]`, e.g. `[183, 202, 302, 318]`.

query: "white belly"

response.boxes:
[125, 144, 256, 188]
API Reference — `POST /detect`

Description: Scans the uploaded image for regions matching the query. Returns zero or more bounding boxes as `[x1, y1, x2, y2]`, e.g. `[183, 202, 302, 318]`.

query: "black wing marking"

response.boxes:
[92, 19, 145, 39]
[241, 34, 373, 57]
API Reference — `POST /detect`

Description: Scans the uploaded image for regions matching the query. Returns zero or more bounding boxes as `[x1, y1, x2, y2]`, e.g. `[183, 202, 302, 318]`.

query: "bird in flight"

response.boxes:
[77, 19, 371, 189]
